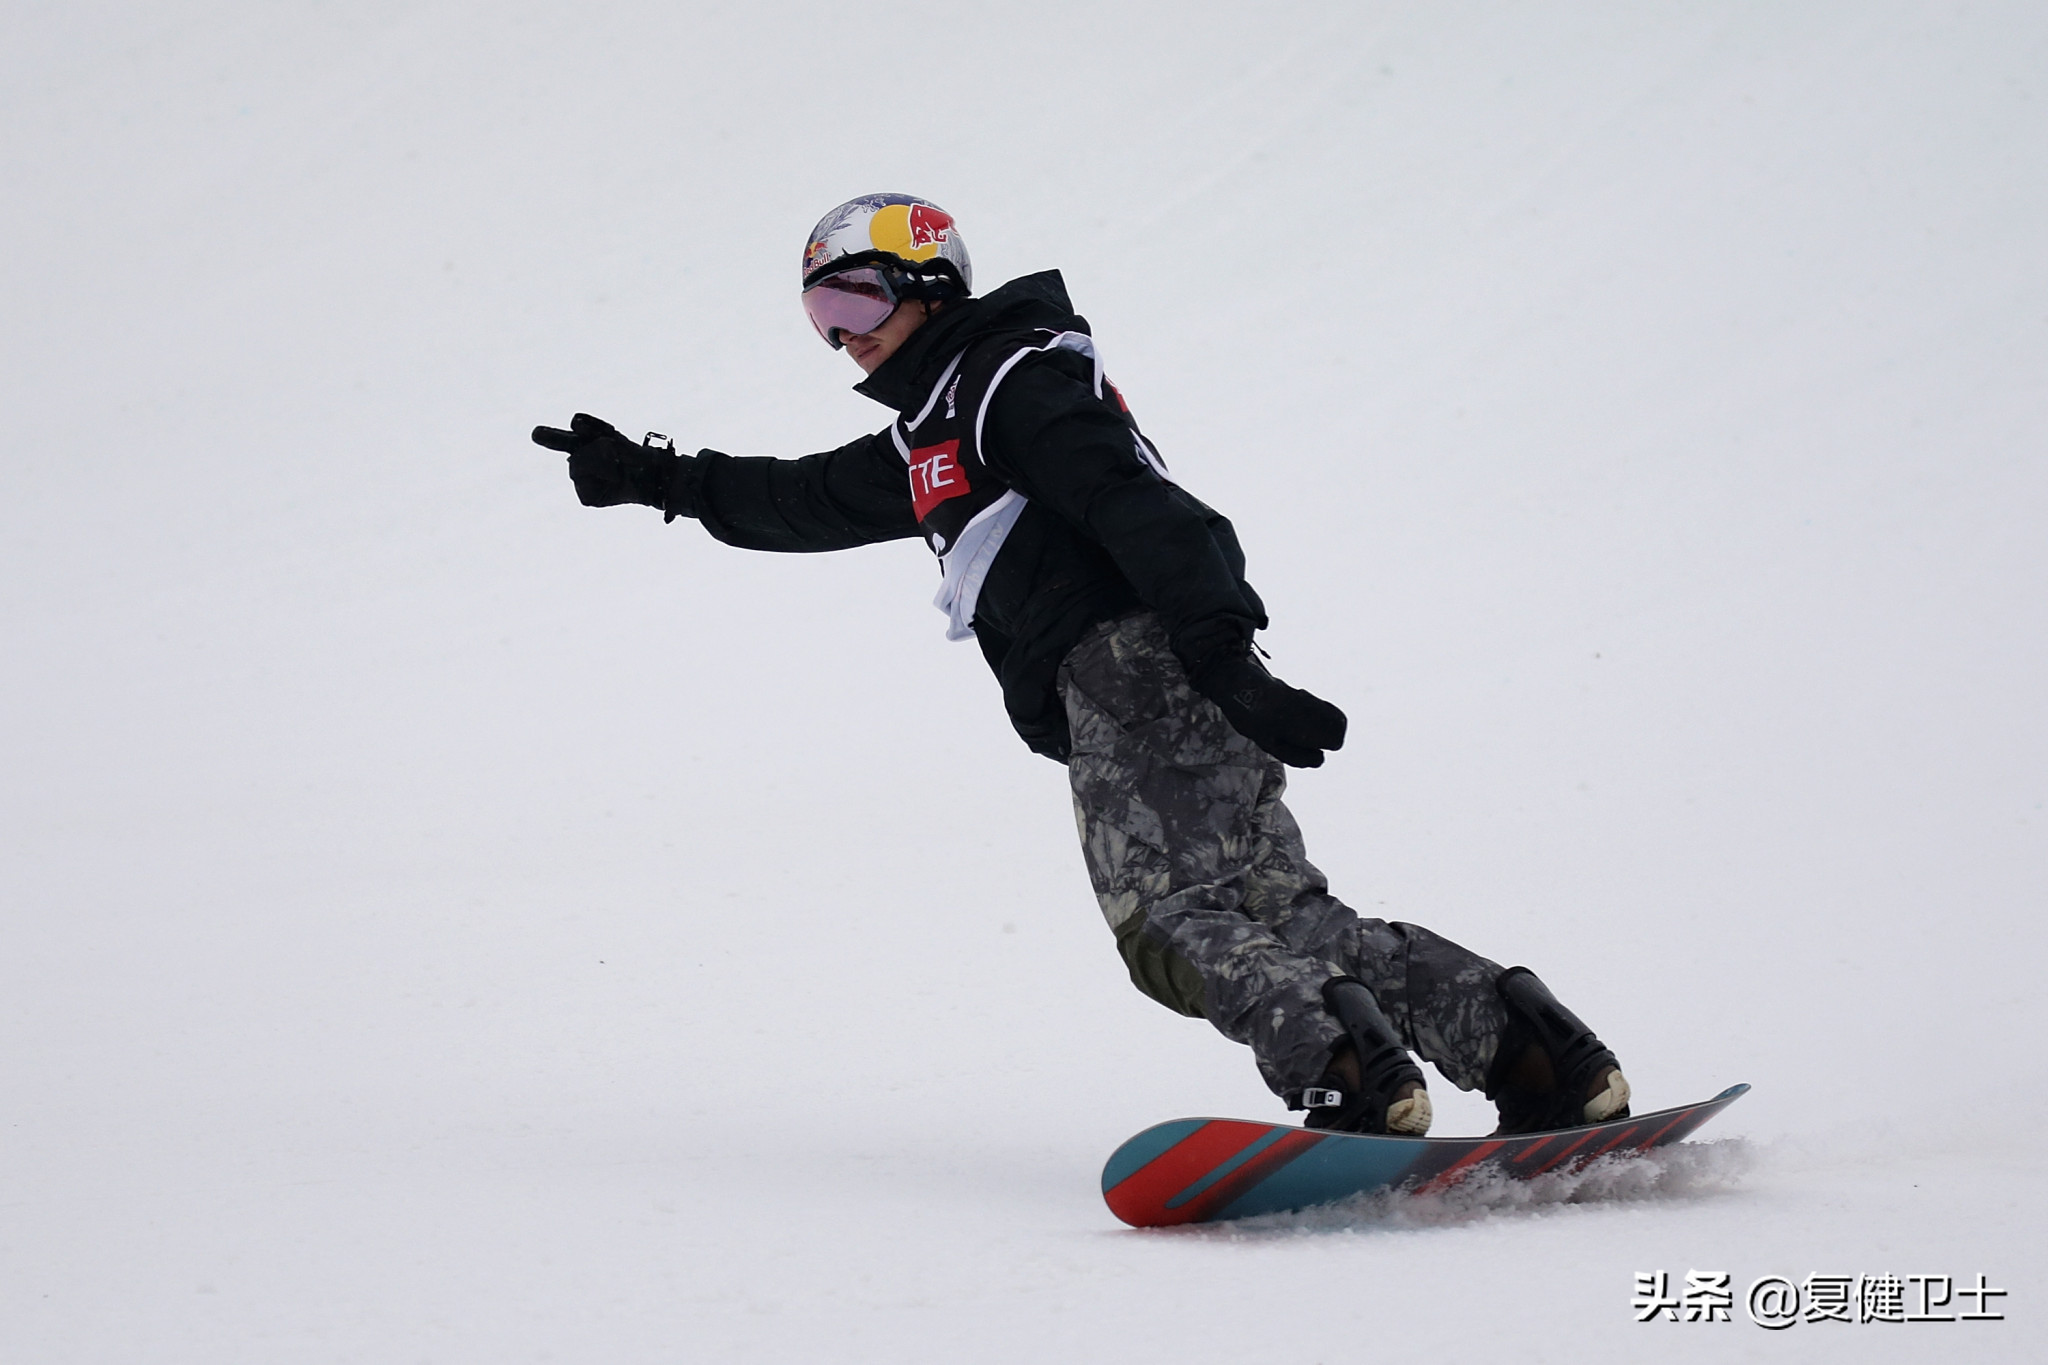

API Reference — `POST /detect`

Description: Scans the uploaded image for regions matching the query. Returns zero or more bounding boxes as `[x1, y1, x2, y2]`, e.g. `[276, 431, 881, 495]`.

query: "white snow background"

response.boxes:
[3, 2, 2043, 1361]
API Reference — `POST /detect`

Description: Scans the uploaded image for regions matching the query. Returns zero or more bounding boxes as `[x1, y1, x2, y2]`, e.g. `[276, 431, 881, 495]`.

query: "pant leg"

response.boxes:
[1230, 747, 1513, 1092]
[1062, 613, 1346, 1095]
[1061, 612, 1513, 1098]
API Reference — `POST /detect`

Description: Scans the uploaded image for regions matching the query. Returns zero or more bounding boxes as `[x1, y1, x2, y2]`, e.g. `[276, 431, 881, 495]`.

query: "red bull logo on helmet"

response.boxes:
[908, 204, 953, 250]
[869, 202, 952, 262]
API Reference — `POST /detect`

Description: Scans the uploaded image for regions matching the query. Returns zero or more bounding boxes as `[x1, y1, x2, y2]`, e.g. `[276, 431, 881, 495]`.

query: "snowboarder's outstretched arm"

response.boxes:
[679, 433, 921, 552]
[533, 413, 918, 552]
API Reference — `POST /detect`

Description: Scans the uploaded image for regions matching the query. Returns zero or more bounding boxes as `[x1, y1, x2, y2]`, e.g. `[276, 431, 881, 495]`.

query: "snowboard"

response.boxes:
[1102, 1082, 1749, 1227]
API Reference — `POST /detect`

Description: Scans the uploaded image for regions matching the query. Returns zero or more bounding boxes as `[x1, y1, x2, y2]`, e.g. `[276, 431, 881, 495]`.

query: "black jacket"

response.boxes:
[672, 271, 1267, 758]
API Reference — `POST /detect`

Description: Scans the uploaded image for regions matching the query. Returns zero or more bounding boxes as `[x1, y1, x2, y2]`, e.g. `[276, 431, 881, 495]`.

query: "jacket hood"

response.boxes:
[852, 270, 1086, 412]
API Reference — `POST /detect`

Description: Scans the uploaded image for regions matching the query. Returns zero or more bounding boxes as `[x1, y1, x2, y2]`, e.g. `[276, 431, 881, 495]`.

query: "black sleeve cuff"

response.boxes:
[1171, 613, 1256, 683]
[661, 451, 709, 523]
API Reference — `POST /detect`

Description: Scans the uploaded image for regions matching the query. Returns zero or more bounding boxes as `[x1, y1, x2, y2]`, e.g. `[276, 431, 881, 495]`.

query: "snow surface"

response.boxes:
[3, 3, 2044, 1361]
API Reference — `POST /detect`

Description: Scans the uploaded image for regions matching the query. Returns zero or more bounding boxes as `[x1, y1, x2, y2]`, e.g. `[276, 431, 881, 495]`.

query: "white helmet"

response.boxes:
[801, 192, 972, 296]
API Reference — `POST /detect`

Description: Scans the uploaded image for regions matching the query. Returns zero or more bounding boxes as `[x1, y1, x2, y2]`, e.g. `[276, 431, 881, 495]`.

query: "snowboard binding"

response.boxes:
[1487, 966, 1631, 1135]
[1296, 977, 1431, 1135]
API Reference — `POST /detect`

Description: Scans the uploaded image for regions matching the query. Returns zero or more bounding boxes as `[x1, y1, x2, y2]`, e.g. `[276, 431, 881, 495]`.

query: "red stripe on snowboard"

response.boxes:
[1411, 1140, 1507, 1194]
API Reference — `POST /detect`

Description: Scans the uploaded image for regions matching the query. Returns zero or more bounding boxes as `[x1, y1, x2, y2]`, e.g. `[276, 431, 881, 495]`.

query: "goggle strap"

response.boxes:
[804, 251, 967, 300]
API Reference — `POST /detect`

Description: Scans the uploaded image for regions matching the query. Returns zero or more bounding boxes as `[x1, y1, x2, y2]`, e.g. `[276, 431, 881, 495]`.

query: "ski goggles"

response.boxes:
[802, 265, 902, 348]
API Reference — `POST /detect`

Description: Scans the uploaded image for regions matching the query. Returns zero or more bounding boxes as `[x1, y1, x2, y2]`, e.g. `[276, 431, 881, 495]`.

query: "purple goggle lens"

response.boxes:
[802, 266, 899, 348]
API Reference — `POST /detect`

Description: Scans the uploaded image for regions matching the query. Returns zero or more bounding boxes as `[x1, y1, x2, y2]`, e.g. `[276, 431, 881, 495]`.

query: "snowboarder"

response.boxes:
[533, 193, 1631, 1137]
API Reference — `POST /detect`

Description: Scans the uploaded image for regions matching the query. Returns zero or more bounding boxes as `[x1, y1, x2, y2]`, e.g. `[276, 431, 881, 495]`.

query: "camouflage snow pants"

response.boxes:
[1059, 612, 1515, 1100]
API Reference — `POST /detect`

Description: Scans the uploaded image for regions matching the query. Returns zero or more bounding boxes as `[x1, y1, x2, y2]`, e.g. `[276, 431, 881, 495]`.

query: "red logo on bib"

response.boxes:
[907, 440, 970, 520]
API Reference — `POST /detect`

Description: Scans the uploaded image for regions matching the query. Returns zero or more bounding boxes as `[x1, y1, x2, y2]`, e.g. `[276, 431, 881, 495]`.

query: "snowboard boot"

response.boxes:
[1486, 966, 1631, 1136]
[1297, 977, 1432, 1136]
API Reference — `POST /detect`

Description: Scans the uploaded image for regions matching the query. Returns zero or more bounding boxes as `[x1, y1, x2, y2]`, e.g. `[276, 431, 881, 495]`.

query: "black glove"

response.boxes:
[531, 412, 686, 515]
[1190, 646, 1347, 768]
